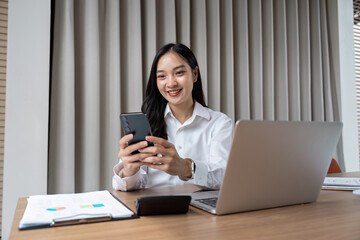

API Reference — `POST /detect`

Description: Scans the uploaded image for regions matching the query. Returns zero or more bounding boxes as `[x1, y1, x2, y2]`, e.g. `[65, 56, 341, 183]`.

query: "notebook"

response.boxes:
[19, 191, 137, 230]
[188, 120, 343, 215]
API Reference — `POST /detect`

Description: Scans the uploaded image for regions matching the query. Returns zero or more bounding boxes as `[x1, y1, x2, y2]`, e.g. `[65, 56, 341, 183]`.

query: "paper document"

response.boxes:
[19, 190, 135, 230]
[323, 177, 360, 190]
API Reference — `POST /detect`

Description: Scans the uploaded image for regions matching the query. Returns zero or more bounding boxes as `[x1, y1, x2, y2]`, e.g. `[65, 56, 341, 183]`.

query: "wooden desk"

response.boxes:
[10, 173, 360, 240]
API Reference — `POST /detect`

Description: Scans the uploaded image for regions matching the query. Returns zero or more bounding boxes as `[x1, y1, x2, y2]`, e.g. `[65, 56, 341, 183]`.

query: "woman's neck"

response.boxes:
[169, 100, 195, 125]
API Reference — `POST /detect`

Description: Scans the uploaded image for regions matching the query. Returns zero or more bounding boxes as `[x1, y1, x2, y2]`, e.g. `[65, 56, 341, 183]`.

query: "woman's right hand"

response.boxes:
[118, 134, 152, 177]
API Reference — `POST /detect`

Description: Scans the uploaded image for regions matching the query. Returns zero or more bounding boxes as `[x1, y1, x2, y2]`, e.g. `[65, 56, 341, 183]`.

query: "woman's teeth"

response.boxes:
[168, 89, 181, 96]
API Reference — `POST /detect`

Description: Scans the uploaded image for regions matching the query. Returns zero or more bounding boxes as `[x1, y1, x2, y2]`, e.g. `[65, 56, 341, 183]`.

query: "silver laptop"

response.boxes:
[188, 120, 343, 215]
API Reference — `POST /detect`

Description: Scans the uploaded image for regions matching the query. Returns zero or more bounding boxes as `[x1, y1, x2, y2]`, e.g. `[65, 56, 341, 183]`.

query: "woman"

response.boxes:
[112, 43, 233, 191]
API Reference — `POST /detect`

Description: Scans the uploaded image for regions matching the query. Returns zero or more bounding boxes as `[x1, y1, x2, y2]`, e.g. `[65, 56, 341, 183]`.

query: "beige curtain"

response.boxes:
[49, 0, 342, 194]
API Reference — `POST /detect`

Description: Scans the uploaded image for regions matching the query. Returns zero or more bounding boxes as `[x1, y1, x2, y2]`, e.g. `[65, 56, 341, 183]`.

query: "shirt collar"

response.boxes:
[164, 104, 172, 118]
[164, 101, 210, 121]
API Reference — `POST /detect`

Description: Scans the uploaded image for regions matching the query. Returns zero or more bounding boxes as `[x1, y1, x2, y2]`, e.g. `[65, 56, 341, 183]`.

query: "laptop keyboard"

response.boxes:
[195, 197, 218, 208]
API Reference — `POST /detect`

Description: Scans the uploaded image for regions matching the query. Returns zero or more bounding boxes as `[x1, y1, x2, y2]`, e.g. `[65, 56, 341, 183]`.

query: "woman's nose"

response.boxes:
[167, 75, 177, 87]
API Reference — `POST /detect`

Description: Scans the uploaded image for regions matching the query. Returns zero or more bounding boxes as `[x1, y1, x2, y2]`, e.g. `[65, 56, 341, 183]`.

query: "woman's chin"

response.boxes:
[165, 94, 182, 103]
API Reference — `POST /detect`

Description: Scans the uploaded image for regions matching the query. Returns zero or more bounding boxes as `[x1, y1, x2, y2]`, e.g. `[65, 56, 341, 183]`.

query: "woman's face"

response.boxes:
[156, 52, 198, 108]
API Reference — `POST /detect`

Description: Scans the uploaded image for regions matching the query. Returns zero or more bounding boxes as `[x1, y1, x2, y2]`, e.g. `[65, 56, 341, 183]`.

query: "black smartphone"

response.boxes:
[135, 195, 191, 216]
[120, 112, 154, 154]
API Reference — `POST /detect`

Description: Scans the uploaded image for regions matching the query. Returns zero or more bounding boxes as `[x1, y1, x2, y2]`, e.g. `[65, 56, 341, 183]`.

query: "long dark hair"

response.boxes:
[141, 43, 207, 139]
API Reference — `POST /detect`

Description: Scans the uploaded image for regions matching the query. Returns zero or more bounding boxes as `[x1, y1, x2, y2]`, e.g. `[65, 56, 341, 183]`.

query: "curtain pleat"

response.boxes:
[234, 0, 250, 120]
[156, 0, 177, 47]
[49, 0, 344, 193]
[320, 0, 334, 122]
[99, 0, 121, 191]
[74, 0, 102, 192]
[206, 0, 221, 110]
[175, 0, 191, 46]
[220, 0, 235, 120]
[298, 0, 312, 121]
[310, 0, 325, 121]
[141, 0, 157, 94]
[120, 0, 143, 112]
[274, 0, 289, 121]
[262, 0, 274, 121]
[287, 0, 301, 121]
[191, 0, 208, 101]
[249, 0, 263, 120]
[49, 0, 76, 194]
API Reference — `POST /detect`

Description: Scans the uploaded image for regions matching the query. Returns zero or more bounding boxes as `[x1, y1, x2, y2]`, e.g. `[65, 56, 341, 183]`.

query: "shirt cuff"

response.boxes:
[112, 160, 141, 191]
[192, 160, 208, 186]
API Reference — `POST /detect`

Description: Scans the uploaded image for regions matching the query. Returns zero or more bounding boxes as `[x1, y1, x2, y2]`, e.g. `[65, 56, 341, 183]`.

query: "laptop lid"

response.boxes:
[192, 120, 342, 215]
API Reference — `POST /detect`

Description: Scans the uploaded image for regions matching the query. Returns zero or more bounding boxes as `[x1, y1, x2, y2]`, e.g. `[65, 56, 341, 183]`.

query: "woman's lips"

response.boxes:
[167, 89, 182, 97]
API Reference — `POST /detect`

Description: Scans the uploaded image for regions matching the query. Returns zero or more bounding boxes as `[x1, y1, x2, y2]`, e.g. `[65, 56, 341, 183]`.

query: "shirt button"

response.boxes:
[178, 146, 182, 150]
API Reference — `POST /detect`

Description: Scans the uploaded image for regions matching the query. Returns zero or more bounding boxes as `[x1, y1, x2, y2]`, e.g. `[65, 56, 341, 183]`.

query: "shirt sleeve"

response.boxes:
[192, 116, 233, 189]
[112, 159, 148, 191]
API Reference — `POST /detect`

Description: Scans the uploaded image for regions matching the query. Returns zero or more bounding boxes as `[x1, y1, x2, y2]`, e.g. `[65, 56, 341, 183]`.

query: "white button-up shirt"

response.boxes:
[112, 101, 233, 191]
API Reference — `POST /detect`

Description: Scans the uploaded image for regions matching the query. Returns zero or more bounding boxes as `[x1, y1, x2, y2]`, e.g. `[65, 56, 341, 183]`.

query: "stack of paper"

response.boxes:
[19, 190, 136, 230]
[323, 177, 360, 190]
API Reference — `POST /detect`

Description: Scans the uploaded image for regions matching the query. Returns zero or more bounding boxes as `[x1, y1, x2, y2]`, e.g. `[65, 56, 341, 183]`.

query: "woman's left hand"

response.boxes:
[139, 136, 192, 178]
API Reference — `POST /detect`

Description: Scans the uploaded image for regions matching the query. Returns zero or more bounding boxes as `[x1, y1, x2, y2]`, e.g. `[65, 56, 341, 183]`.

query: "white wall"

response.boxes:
[2, 0, 50, 239]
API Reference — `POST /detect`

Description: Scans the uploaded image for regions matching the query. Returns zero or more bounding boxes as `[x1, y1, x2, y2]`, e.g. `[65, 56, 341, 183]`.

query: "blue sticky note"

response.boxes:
[92, 203, 104, 208]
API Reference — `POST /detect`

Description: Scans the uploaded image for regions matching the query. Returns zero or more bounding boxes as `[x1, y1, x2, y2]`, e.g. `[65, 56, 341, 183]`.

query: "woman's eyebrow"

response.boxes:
[173, 65, 186, 71]
[157, 65, 186, 73]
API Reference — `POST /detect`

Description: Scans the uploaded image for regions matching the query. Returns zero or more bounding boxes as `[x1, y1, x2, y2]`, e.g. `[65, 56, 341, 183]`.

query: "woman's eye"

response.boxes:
[157, 75, 165, 79]
[175, 71, 185, 76]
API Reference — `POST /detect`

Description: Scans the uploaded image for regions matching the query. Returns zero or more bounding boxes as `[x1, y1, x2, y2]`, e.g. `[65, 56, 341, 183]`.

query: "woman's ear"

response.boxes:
[193, 66, 199, 82]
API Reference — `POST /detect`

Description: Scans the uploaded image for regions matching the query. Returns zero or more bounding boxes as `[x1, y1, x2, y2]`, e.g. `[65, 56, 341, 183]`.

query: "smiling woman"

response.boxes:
[142, 43, 208, 140]
[112, 43, 234, 192]
[156, 53, 198, 124]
